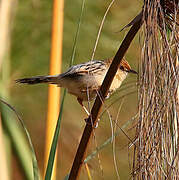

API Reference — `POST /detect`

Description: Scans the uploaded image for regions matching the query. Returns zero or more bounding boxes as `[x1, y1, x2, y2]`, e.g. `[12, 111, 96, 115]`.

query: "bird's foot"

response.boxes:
[84, 116, 99, 128]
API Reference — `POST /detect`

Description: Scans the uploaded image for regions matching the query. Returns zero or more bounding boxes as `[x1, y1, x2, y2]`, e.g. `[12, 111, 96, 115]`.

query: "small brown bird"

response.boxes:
[16, 58, 137, 112]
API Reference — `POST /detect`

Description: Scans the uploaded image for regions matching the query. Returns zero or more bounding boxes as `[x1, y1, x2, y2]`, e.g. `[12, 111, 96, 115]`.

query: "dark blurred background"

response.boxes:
[9, 0, 141, 179]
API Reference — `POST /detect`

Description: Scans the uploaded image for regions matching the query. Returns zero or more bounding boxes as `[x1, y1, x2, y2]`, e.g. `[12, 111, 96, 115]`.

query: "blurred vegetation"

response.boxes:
[10, 0, 141, 179]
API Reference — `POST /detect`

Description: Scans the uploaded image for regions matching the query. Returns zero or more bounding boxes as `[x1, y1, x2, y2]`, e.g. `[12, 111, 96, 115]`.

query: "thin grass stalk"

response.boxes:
[84, 163, 92, 180]
[91, 0, 116, 60]
[44, 0, 64, 179]
[84, 111, 138, 164]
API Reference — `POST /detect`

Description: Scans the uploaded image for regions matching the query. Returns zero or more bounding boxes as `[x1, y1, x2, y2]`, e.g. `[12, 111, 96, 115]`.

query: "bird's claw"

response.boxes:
[84, 117, 99, 128]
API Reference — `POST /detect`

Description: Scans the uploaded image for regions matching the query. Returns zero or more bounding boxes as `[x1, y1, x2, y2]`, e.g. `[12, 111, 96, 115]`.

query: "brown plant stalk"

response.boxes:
[68, 11, 143, 180]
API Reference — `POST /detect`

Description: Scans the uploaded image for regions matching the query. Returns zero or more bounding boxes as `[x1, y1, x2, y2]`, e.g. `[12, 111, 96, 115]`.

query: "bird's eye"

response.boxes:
[120, 66, 125, 71]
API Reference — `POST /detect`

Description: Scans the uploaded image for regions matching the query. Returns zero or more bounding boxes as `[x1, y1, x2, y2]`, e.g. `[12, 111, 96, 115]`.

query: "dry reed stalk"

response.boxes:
[44, 0, 64, 179]
[133, 0, 179, 179]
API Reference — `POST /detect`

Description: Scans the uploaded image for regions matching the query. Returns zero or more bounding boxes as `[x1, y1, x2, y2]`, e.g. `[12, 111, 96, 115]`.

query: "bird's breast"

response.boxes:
[109, 70, 127, 92]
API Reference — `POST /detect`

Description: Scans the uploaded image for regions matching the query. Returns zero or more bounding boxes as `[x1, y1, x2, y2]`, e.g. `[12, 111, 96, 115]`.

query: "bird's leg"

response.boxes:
[77, 97, 90, 115]
[77, 97, 99, 128]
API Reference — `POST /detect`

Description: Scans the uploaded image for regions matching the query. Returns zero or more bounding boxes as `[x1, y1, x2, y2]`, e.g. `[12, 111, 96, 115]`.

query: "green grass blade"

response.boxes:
[69, 0, 86, 67]
[45, 0, 86, 179]
[0, 98, 40, 180]
[44, 89, 66, 180]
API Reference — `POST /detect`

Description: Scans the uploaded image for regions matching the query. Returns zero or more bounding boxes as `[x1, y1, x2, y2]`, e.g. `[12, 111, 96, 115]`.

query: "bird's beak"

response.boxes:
[128, 69, 138, 74]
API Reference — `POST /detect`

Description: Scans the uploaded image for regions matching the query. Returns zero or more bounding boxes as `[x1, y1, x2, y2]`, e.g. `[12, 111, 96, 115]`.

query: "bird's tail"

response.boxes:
[16, 75, 59, 85]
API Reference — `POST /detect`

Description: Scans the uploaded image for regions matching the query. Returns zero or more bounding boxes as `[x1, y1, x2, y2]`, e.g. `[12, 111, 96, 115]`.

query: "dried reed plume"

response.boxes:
[133, 0, 179, 179]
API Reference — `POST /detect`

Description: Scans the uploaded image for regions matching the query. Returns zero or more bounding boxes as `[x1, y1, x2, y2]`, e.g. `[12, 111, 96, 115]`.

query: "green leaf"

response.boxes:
[44, 89, 66, 180]
[0, 98, 40, 180]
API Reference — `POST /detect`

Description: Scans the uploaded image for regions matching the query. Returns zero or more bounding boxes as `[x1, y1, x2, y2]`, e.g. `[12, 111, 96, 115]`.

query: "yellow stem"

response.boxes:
[43, 0, 64, 179]
[85, 163, 92, 180]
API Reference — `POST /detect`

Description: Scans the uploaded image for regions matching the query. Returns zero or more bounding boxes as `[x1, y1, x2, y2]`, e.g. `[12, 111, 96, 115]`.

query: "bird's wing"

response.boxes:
[59, 60, 107, 79]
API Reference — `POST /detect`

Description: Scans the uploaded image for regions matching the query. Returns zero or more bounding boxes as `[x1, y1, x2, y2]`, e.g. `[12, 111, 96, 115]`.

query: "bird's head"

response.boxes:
[120, 59, 138, 74]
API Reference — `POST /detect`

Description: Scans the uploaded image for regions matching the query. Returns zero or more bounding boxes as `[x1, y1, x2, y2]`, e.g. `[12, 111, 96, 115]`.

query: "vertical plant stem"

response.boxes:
[44, 1, 85, 179]
[84, 163, 92, 180]
[44, 0, 64, 179]
[68, 12, 143, 180]
[44, 90, 66, 180]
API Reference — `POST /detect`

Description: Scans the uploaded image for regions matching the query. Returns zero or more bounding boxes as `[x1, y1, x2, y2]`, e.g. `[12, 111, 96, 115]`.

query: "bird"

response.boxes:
[16, 58, 137, 114]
